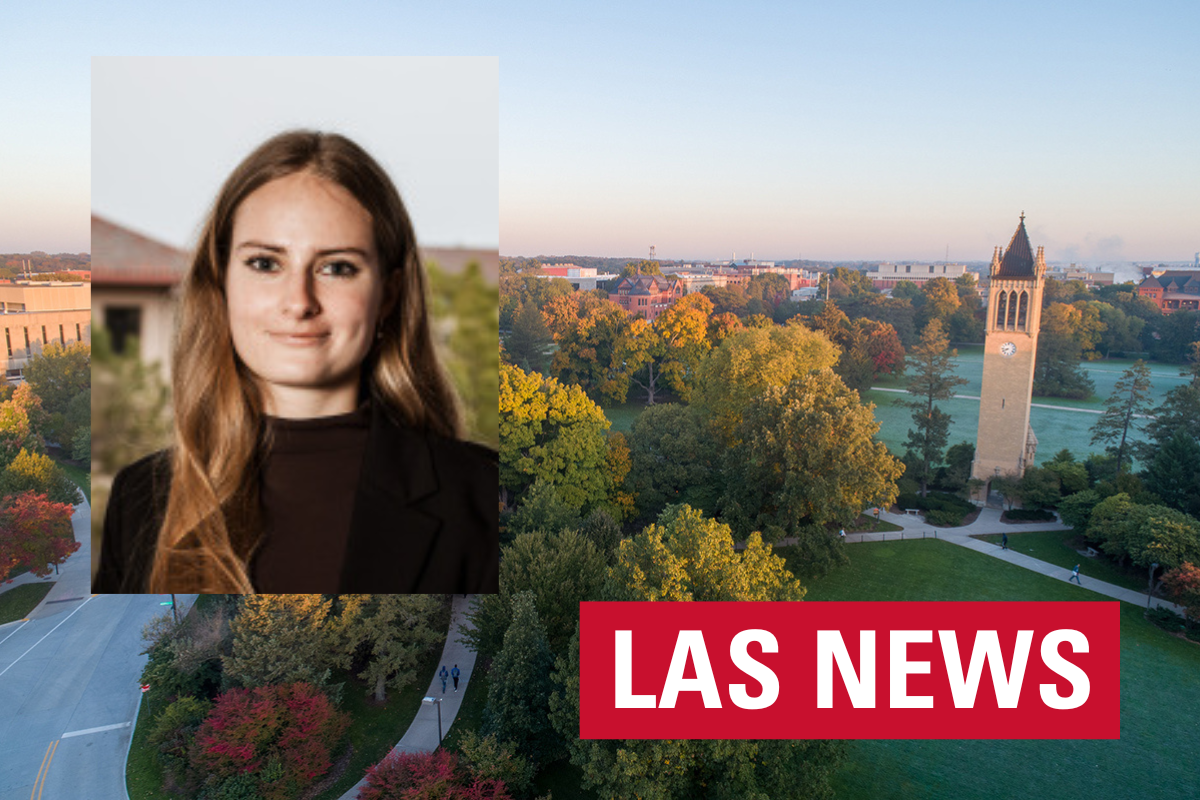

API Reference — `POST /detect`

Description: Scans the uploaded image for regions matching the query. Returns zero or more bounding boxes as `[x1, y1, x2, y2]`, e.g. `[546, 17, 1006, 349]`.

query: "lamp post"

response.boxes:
[422, 696, 443, 746]
[1147, 563, 1159, 610]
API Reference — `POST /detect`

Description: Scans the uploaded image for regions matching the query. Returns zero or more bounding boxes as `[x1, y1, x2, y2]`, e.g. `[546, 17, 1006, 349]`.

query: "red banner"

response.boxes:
[579, 601, 1120, 739]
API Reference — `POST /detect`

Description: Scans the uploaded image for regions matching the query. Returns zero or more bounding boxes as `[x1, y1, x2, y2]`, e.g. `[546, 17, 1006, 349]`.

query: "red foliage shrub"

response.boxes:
[358, 749, 511, 800]
[192, 682, 349, 800]
[0, 491, 76, 581]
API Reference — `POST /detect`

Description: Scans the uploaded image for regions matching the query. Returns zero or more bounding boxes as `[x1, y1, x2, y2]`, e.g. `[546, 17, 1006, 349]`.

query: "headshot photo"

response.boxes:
[90, 58, 499, 594]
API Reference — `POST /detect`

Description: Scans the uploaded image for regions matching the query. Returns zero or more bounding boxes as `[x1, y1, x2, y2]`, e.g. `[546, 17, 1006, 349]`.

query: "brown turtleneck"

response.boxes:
[252, 404, 371, 593]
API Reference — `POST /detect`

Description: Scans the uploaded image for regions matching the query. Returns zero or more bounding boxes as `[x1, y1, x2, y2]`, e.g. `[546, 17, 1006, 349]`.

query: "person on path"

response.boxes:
[1070, 564, 1082, 584]
[439, 665, 449, 693]
[451, 664, 461, 692]
[1001, 533, 1008, 550]
[839, 528, 846, 540]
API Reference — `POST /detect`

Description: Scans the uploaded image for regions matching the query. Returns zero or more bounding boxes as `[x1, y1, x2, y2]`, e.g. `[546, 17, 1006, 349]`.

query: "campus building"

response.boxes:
[972, 214, 1046, 496]
[1136, 270, 1200, 313]
[610, 273, 684, 321]
[867, 262, 972, 290]
[0, 282, 91, 384]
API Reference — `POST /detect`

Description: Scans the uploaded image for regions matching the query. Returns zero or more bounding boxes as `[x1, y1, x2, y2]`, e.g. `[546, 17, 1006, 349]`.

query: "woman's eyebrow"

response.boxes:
[233, 241, 370, 258]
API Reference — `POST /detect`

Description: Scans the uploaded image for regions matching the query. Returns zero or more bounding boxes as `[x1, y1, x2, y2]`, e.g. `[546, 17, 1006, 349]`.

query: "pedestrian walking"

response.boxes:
[839, 528, 846, 540]
[1070, 564, 1082, 584]
[439, 665, 449, 693]
[451, 664, 461, 692]
[1001, 533, 1008, 550]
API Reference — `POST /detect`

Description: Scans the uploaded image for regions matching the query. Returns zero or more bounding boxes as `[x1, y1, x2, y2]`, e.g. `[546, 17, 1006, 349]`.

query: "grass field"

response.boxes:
[787, 539, 1200, 800]
[868, 347, 1186, 467]
[601, 400, 650, 433]
[971, 530, 1149, 593]
[0, 582, 54, 624]
[126, 596, 452, 800]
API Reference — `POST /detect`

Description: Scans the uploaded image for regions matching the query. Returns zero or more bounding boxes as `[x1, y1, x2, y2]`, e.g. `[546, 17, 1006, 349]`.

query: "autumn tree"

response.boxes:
[548, 505, 845, 800]
[901, 319, 968, 496]
[1162, 562, 1200, 623]
[0, 448, 81, 505]
[0, 383, 46, 468]
[1033, 303, 1096, 399]
[635, 292, 714, 403]
[482, 591, 558, 765]
[692, 321, 839, 444]
[618, 259, 663, 279]
[22, 341, 89, 416]
[223, 594, 336, 689]
[498, 363, 611, 511]
[722, 370, 903, 545]
[340, 594, 444, 703]
[190, 682, 349, 800]
[918, 276, 961, 328]
[0, 491, 76, 580]
[359, 749, 511, 800]
[1090, 359, 1153, 474]
[543, 292, 651, 403]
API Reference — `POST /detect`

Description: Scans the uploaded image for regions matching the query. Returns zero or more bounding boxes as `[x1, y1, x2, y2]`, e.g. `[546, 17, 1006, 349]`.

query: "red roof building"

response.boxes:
[1138, 270, 1200, 314]
[610, 274, 683, 321]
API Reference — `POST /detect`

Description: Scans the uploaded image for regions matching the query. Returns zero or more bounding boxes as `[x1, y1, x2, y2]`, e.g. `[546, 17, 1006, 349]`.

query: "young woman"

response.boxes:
[95, 131, 498, 594]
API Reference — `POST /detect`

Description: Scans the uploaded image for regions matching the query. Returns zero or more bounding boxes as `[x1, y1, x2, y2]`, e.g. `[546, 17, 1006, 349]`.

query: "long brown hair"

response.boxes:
[149, 130, 463, 593]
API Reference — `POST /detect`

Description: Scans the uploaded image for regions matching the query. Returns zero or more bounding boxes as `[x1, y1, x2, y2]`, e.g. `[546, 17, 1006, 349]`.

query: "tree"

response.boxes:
[340, 594, 444, 703]
[642, 292, 714, 403]
[1091, 360, 1154, 474]
[498, 363, 611, 511]
[456, 731, 534, 798]
[21, 340, 90, 415]
[0, 491, 77, 580]
[722, 370, 903, 545]
[359, 749, 511, 800]
[191, 682, 349, 800]
[619, 259, 663, 279]
[1142, 430, 1200, 517]
[543, 292, 651, 404]
[463, 528, 607, 662]
[1033, 304, 1096, 399]
[692, 321, 840, 444]
[1139, 343, 1200, 462]
[901, 319, 968, 496]
[1162, 562, 1200, 623]
[1058, 489, 1101, 533]
[918, 277, 961, 328]
[0, 383, 46, 469]
[92, 326, 171, 474]
[1017, 466, 1062, 510]
[626, 403, 722, 520]
[505, 301, 553, 373]
[0, 448, 81, 505]
[548, 505, 846, 800]
[505, 477, 581, 540]
[148, 695, 212, 795]
[940, 441, 975, 491]
[483, 592, 558, 765]
[223, 594, 336, 689]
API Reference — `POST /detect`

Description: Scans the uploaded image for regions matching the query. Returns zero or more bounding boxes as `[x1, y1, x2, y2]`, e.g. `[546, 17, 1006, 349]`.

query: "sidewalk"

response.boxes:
[838, 506, 1185, 614]
[0, 492, 94, 621]
[337, 594, 481, 800]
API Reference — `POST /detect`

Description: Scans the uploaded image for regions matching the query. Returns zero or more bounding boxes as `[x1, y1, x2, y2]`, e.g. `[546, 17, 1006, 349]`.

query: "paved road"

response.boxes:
[0, 593, 196, 800]
[0, 494, 197, 800]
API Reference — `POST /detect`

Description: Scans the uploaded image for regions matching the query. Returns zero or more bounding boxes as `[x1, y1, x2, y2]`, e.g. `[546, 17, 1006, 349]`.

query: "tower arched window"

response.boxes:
[1006, 290, 1018, 329]
[1017, 291, 1029, 330]
[995, 291, 1008, 329]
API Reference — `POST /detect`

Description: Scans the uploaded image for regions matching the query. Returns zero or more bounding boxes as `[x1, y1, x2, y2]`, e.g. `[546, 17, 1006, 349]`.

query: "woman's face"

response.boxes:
[226, 171, 387, 418]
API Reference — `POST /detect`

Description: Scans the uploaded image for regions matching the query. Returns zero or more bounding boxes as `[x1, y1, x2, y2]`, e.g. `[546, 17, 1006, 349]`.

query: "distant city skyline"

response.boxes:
[1, 3, 1196, 264]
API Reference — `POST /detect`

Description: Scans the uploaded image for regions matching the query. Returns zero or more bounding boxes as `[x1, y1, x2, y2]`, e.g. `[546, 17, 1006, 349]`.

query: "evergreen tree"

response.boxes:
[1090, 360, 1154, 474]
[1143, 430, 1200, 517]
[505, 301, 553, 373]
[223, 595, 335, 689]
[901, 319, 968, 496]
[483, 591, 557, 765]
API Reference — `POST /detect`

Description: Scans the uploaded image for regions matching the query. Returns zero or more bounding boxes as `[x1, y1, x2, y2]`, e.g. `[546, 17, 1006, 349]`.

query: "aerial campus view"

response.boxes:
[4, 3, 1200, 800]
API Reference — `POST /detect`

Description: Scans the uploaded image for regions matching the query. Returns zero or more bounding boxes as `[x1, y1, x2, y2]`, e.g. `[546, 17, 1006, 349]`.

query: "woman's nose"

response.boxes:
[281, 269, 320, 318]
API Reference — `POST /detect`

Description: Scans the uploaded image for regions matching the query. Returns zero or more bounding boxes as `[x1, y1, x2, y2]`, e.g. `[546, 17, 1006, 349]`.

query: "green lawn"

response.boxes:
[971, 530, 1149, 593]
[792, 539, 1200, 800]
[126, 597, 452, 800]
[0, 581, 54, 624]
[601, 400, 650, 433]
[53, 456, 91, 504]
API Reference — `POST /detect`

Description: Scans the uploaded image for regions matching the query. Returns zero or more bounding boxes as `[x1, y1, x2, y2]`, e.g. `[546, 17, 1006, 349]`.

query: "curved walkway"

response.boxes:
[837, 506, 1184, 614]
[337, 594, 480, 800]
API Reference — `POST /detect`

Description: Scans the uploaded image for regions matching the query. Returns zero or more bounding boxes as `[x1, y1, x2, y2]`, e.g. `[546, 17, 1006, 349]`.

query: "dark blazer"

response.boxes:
[94, 404, 499, 594]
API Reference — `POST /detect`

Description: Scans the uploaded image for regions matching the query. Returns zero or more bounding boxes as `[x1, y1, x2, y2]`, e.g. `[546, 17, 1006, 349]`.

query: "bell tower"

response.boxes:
[972, 213, 1046, 492]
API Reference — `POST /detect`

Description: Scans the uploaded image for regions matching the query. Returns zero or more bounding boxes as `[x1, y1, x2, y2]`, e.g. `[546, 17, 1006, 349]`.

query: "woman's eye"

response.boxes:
[246, 256, 279, 273]
[319, 260, 359, 278]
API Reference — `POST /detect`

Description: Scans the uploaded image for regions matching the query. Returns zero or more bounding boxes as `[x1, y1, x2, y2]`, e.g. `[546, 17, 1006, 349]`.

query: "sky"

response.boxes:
[1, 1, 1197, 264]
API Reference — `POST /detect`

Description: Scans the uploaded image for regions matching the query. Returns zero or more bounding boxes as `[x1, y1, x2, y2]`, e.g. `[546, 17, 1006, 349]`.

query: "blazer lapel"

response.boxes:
[338, 404, 442, 592]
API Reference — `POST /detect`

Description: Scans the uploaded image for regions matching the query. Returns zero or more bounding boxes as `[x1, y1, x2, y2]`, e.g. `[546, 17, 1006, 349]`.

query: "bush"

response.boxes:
[1146, 606, 1186, 633]
[926, 508, 968, 526]
[358, 749, 511, 800]
[191, 682, 349, 800]
[148, 696, 212, 794]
